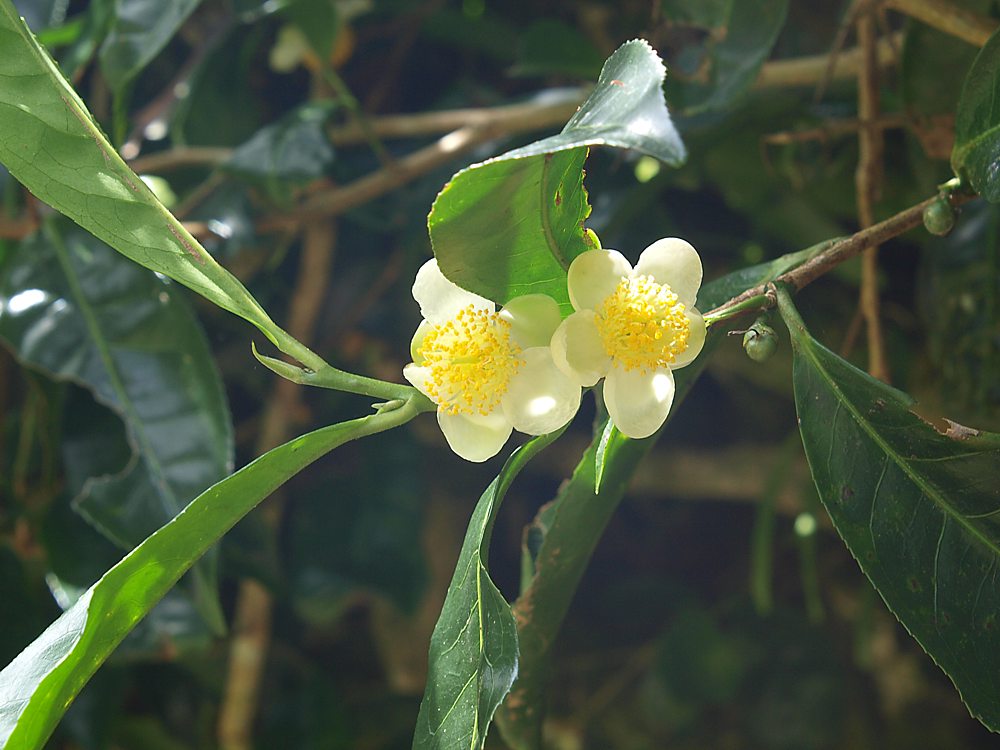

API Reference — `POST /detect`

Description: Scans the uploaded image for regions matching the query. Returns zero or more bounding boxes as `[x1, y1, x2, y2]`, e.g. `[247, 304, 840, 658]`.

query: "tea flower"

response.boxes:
[404, 259, 581, 462]
[551, 238, 707, 439]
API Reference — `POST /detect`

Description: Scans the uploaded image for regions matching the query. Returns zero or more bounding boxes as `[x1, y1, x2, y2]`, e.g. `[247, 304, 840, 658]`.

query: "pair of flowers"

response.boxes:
[404, 239, 707, 461]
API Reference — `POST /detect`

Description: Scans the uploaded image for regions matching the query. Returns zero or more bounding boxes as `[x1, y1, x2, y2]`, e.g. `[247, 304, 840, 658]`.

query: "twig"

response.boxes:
[762, 113, 908, 146]
[257, 125, 497, 231]
[755, 32, 901, 89]
[856, 5, 891, 382]
[327, 95, 584, 146]
[883, 0, 997, 46]
[128, 147, 233, 174]
[705, 190, 976, 322]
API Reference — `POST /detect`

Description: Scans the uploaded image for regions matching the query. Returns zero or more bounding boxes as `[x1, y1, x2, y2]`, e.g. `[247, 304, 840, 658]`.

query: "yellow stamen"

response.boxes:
[417, 304, 522, 416]
[595, 274, 690, 372]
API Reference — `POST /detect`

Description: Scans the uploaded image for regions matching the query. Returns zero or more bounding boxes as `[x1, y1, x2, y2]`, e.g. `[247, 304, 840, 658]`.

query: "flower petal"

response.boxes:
[502, 347, 581, 435]
[437, 410, 512, 462]
[567, 249, 632, 311]
[603, 365, 675, 439]
[409, 319, 432, 364]
[412, 258, 493, 324]
[403, 363, 434, 400]
[634, 238, 702, 308]
[671, 308, 706, 369]
[550, 310, 610, 387]
[500, 294, 563, 348]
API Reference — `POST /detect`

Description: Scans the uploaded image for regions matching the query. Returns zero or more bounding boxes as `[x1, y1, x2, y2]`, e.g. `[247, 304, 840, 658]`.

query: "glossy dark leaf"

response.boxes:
[0, 401, 420, 749]
[953, 27, 1000, 201]
[429, 39, 685, 313]
[98, 0, 202, 90]
[669, 0, 789, 114]
[777, 287, 1000, 732]
[412, 430, 562, 750]
[0, 222, 232, 631]
[224, 102, 335, 184]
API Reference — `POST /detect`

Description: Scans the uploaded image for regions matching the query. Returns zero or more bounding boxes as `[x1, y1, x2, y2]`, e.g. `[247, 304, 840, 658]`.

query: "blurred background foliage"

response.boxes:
[1, 0, 999, 748]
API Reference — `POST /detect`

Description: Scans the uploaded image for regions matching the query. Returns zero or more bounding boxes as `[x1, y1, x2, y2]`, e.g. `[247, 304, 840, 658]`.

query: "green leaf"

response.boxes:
[0, 222, 232, 632]
[512, 20, 605, 79]
[0, 399, 421, 750]
[412, 429, 563, 750]
[224, 102, 336, 185]
[285, 0, 339, 62]
[431, 148, 595, 315]
[429, 39, 685, 313]
[953, 27, 1000, 201]
[496, 249, 831, 748]
[669, 0, 789, 114]
[0, 3, 298, 355]
[776, 286, 1000, 732]
[98, 0, 203, 91]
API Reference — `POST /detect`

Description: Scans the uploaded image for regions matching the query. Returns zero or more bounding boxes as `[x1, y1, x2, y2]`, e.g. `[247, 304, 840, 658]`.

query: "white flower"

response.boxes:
[550, 238, 707, 439]
[404, 259, 581, 462]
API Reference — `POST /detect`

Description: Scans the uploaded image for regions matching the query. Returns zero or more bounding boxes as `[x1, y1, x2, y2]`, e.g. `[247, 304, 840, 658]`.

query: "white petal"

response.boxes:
[437, 410, 512, 462]
[500, 294, 562, 348]
[550, 310, 611, 387]
[671, 308, 706, 369]
[603, 365, 675, 439]
[409, 319, 433, 364]
[634, 238, 702, 308]
[567, 249, 632, 311]
[403, 363, 434, 400]
[413, 258, 493, 324]
[501, 347, 581, 435]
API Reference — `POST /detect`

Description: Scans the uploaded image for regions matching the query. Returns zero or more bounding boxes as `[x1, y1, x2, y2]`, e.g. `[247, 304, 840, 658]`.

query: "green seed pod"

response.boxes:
[743, 320, 778, 362]
[923, 196, 955, 236]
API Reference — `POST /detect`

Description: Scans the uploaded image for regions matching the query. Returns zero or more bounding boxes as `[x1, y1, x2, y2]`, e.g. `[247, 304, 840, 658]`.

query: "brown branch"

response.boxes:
[883, 0, 997, 46]
[762, 113, 908, 146]
[754, 31, 901, 89]
[257, 125, 496, 231]
[856, 4, 891, 382]
[327, 95, 584, 146]
[128, 147, 233, 174]
[706, 190, 976, 322]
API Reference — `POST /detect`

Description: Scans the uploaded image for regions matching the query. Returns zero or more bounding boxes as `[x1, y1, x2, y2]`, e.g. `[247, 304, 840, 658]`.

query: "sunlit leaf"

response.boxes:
[0, 2, 289, 350]
[0, 401, 421, 750]
[429, 39, 685, 313]
[777, 286, 1000, 732]
[412, 430, 562, 750]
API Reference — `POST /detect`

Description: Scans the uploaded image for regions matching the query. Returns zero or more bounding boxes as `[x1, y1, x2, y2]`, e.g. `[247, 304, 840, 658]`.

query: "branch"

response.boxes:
[884, 0, 997, 46]
[754, 32, 901, 89]
[706, 190, 976, 322]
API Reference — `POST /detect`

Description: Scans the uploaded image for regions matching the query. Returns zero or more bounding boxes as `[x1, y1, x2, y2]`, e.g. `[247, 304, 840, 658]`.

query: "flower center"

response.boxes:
[595, 274, 690, 372]
[417, 304, 522, 416]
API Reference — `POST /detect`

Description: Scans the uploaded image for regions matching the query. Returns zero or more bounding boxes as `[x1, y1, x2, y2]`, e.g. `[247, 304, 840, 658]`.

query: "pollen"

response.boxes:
[595, 274, 691, 372]
[417, 304, 522, 416]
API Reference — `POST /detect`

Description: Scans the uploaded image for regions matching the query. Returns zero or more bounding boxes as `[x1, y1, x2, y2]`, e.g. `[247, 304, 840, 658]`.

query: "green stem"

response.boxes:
[704, 293, 773, 328]
[253, 342, 434, 407]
